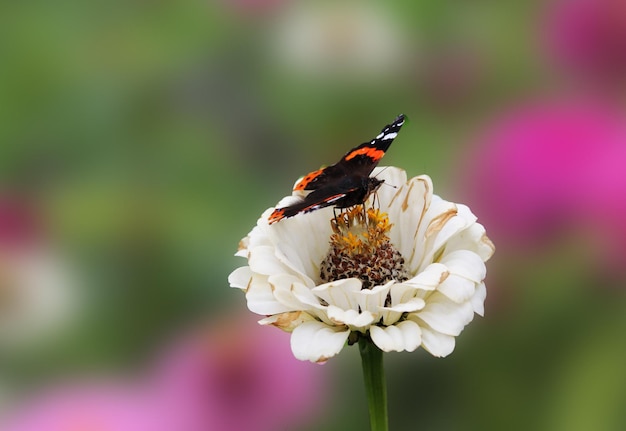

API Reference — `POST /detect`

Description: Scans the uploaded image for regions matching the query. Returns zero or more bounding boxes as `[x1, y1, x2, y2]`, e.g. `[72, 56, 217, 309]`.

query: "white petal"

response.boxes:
[355, 281, 393, 314]
[419, 201, 468, 268]
[326, 305, 376, 328]
[454, 203, 478, 226]
[371, 166, 408, 202]
[434, 203, 494, 261]
[470, 282, 487, 316]
[419, 325, 456, 357]
[244, 221, 273, 249]
[440, 250, 486, 283]
[275, 195, 304, 208]
[380, 284, 426, 326]
[386, 175, 434, 265]
[387, 283, 424, 307]
[248, 245, 293, 276]
[370, 320, 422, 352]
[245, 274, 292, 315]
[402, 263, 449, 291]
[415, 293, 474, 336]
[290, 320, 350, 362]
[228, 266, 253, 290]
[259, 311, 315, 331]
[269, 274, 318, 310]
[312, 278, 362, 310]
[382, 297, 426, 313]
[269, 205, 333, 279]
[436, 273, 478, 304]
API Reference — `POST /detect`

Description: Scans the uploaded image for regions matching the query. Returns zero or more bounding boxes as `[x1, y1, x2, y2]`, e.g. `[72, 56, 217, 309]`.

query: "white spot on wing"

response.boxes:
[326, 195, 345, 203]
[382, 132, 397, 140]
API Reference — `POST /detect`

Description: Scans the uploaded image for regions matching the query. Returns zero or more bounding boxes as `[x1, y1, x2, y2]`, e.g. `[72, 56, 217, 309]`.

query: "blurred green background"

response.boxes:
[1, 0, 626, 430]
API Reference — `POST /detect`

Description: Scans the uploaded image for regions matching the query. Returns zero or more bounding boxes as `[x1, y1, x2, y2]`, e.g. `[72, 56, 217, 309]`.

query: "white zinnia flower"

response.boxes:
[229, 167, 494, 363]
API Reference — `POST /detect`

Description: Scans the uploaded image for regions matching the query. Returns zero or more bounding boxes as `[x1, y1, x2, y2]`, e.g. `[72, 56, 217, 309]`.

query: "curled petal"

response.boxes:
[414, 293, 474, 336]
[312, 279, 362, 310]
[436, 273, 478, 304]
[248, 245, 293, 277]
[402, 263, 449, 290]
[418, 324, 456, 357]
[471, 282, 487, 316]
[268, 273, 322, 311]
[355, 282, 393, 315]
[326, 305, 376, 328]
[382, 297, 426, 313]
[243, 222, 272, 250]
[370, 320, 422, 352]
[387, 283, 424, 307]
[290, 320, 350, 362]
[440, 250, 486, 283]
[246, 274, 292, 315]
[259, 311, 315, 332]
[228, 266, 253, 290]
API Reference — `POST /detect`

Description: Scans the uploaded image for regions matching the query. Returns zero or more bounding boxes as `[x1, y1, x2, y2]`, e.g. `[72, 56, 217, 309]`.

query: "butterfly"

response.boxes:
[268, 114, 405, 224]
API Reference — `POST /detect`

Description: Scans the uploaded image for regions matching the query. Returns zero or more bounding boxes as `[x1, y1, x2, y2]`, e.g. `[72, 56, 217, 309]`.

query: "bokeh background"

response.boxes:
[2, 0, 626, 430]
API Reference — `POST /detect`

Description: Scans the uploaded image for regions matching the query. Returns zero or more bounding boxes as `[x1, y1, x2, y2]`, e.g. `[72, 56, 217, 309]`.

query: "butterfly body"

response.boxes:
[268, 114, 405, 224]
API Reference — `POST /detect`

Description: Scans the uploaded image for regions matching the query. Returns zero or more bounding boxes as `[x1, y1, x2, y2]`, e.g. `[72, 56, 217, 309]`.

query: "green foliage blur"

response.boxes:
[1, 0, 625, 430]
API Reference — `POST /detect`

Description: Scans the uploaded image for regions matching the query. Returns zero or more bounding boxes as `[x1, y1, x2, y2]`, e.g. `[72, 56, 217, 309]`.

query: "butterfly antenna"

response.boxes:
[381, 181, 398, 190]
[374, 166, 390, 178]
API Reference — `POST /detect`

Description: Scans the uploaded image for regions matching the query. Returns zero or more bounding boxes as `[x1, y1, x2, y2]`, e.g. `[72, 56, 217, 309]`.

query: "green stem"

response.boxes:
[359, 335, 389, 431]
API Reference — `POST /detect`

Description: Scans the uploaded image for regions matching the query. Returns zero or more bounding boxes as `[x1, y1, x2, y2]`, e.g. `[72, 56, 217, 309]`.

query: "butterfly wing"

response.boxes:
[269, 176, 384, 224]
[268, 187, 356, 224]
[293, 114, 405, 191]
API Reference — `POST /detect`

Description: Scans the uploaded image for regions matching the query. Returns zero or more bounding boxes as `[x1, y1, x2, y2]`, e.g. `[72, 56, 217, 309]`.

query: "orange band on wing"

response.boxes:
[268, 208, 285, 224]
[344, 147, 384, 162]
[293, 168, 325, 191]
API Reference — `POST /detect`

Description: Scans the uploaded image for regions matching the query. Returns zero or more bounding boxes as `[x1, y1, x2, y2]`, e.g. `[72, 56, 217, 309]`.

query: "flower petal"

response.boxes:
[312, 278, 362, 311]
[268, 274, 319, 310]
[248, 245, 293, 277]
[441, 250, 487, 284]
[290, 320, 350, 362]
[355, 281, 393, 315]
[259, 311, 315, 331]
[402, 263, 449, 291]
[419, 324, 456, 357]
[470, 282, 487, 316]
[414, 292, 474, 336]
[326, 305, 376, 328]
[385, 174, 433, 264]
[245, 274, 292, 315]
[268, 206, 333, 279]
[387, 283, 426, 308]
[436, 273, 478, 304]
[382, 297, 426, 313]
[228, 266, 253, 290]
[370, 320, 422, 352]
[445, 221, 495, 262]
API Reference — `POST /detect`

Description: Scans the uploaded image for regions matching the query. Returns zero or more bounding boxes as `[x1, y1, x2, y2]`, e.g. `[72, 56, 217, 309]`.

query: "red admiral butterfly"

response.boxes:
[268, 114, 406, 224]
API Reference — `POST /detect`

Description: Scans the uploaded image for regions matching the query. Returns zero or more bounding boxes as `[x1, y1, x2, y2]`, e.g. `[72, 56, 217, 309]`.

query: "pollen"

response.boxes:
[320, 207, 409, 290]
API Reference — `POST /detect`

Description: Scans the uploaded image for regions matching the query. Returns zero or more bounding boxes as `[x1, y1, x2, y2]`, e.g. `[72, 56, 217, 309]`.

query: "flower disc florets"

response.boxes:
[320, 208, 409, 290]
[229, 167, 495, 363]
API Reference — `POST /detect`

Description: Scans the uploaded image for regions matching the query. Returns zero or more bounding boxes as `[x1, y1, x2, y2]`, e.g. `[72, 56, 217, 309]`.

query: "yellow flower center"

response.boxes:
[320, 207, 409, 289]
